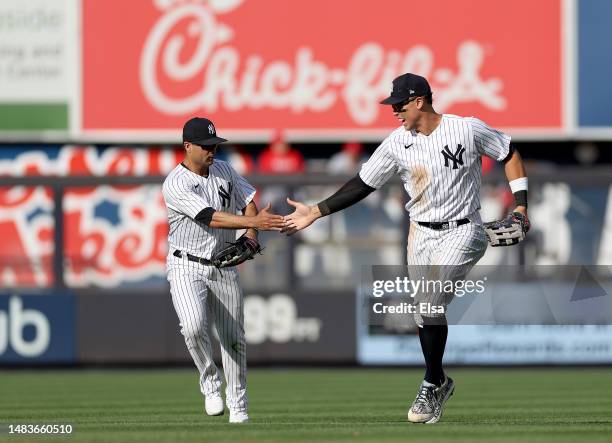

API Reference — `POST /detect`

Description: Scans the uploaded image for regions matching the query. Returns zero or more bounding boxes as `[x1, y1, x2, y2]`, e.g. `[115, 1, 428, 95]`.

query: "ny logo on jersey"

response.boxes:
[218, 182, 233, 207]
[441, 144, 465, 169]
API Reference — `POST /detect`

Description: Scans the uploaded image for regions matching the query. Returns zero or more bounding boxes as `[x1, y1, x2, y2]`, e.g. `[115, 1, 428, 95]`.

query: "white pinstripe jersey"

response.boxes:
[162, 160, 256, 259]
[359, 114, 510, 222]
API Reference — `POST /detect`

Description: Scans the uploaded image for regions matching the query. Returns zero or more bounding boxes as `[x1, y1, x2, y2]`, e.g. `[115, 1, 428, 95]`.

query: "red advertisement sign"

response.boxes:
[0, 147, 184, 288]
[82, 0, 562, 136]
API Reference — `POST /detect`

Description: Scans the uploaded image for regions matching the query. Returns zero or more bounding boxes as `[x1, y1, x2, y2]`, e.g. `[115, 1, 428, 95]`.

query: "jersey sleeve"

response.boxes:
[358, 139, 398, 189]
[468, 117, 511, 161]
[227, 163, 256, 210]
[162, 176, 211, 219]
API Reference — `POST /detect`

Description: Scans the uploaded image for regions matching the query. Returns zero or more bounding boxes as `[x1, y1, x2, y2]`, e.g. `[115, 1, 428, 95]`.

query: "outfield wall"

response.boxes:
[0, 291, 355, 365]
[2, 286, 612, 366]
[1, 147, 612, 365]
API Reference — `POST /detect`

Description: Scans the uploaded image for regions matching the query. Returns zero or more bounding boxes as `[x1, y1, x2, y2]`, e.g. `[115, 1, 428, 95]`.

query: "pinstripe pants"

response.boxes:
[407, 212, 488, 325]
[167, 254, 247, 412]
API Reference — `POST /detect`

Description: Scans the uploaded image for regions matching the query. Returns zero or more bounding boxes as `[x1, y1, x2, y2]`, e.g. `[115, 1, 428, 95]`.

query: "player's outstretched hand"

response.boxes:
[281, 198, 321, 236]
[253, 203, 285, 231]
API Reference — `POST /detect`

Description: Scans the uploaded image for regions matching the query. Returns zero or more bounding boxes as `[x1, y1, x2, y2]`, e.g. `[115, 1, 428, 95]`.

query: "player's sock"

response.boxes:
[418, 324, 448, 387]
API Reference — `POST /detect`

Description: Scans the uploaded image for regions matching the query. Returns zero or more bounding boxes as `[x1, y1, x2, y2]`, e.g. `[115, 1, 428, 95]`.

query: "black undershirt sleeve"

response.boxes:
[195, 207, 215, 225]
[317, 175, 376, 216]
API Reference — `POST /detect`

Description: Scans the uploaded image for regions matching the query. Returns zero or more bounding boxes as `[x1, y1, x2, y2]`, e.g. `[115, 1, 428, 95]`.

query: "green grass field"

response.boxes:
[1, 368, 611, 443]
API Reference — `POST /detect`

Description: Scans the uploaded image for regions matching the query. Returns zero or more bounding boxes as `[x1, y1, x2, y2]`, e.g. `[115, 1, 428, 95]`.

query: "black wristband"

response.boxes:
[513, 190, 528, 208]
[317, 201, 331, 217]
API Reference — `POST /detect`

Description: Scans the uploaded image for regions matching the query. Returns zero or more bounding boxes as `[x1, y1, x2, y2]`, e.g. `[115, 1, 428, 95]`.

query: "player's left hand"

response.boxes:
[483, 211, 530, 247]
[211, 235, 262, 268]
[513, 205, 527, 216]
[511, 206, 530, 233]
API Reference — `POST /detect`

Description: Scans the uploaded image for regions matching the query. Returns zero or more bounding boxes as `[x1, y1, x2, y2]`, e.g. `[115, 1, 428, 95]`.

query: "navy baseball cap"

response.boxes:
[182, 117, 228, 145]
[380, 73, 432, 105]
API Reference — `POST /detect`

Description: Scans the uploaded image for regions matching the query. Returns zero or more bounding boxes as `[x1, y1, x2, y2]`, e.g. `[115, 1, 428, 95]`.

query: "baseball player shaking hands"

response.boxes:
[283, 73, 530, 424]
[163, 117, 284, 424]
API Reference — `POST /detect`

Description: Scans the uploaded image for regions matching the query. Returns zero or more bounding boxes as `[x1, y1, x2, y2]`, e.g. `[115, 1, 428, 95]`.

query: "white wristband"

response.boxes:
[509, 177, 528, 193]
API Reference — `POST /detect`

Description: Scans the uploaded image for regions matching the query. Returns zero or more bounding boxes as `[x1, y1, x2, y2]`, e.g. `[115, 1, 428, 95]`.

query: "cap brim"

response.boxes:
[380, 95, 409, 105]
[190, 136, 228, 145]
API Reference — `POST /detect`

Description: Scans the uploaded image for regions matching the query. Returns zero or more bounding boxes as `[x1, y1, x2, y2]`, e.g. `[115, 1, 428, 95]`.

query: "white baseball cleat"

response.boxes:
[407, 381, 438, 423]
[229, 410, 249, 423]
[204, 393, 224, 416]
[407, 376, 455, 424]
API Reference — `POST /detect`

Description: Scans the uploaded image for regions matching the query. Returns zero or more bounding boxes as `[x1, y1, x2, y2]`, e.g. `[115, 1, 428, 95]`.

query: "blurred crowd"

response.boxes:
[216, 131, 521, 179]
[217, 131, 367, 176]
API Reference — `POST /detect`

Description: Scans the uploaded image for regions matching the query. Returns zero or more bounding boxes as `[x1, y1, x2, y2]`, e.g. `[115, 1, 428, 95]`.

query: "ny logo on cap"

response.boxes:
[208, 124, 215, 134]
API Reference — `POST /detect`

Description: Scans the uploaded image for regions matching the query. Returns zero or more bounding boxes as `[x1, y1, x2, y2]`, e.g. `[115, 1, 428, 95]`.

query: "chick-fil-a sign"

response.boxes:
[82, 0, 562, 133]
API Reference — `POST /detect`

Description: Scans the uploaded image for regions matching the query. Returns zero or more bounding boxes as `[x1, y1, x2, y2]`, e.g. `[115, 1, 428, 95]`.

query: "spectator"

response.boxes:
[217, 144, 255, 175]
[258, 132, 305, 174]
[574, 142, 599, 165]
[327, 141, 367, 175]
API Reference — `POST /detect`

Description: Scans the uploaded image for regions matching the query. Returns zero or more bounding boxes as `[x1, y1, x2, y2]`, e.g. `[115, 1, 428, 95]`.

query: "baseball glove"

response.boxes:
[211, 235, 262, 268]
[483, 212, 531, 247]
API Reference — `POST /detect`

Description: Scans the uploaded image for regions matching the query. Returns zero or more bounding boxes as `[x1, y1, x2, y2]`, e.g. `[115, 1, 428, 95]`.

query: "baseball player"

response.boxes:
[162, 117, 284, 424]
[282, 73, 530, 424]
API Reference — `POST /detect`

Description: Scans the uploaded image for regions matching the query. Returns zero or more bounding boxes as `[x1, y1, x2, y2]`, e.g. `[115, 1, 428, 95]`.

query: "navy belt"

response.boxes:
[173, 249, 212, 265]
[417, 218, 470, 230]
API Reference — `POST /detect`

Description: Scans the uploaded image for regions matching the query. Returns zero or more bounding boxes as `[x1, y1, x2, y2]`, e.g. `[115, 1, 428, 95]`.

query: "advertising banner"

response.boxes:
[0, 293, 75, 364]
[0, 146, 185, 289]
[8, 0, 612, 141]
[358, 325, 612, 365]
[578, 0, 612, 130]
[82, 0, 563, 140]
[76, 290, 355, 364]
[357, 266, 612, 364]
[0, 0, 76, 132]
[243, 291, 355, 362]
